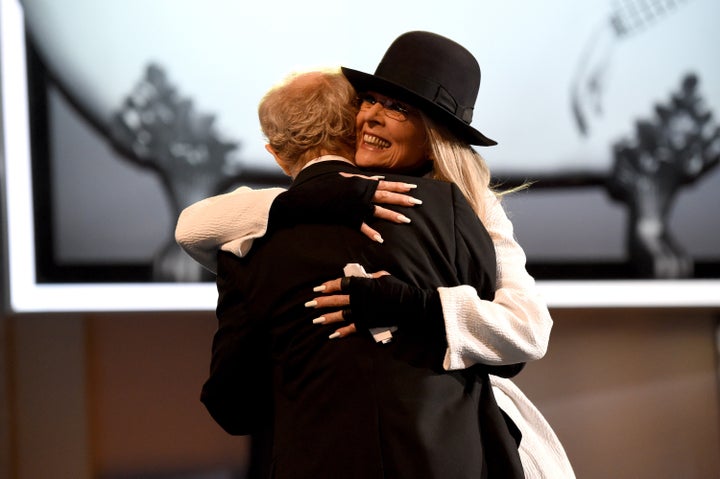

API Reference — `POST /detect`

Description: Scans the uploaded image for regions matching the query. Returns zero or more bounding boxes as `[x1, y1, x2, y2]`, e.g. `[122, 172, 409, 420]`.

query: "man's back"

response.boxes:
[207, 161, 498, 478]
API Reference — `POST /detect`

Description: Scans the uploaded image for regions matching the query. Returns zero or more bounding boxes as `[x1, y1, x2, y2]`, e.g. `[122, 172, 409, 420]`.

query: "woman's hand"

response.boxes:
[306, 271, 443, 340]
[339, 172, 422, 243]
[305, 271, 390, 339]
[269, 171, 420, 242]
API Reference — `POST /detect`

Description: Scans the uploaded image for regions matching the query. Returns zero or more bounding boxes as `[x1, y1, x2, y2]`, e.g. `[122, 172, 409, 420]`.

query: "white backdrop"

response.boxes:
[18, 0, 720, 174]
[2, 0, 719, 311]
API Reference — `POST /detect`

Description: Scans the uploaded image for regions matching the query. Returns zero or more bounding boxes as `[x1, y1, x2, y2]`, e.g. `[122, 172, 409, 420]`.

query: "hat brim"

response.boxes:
[341, 67, 497, 147]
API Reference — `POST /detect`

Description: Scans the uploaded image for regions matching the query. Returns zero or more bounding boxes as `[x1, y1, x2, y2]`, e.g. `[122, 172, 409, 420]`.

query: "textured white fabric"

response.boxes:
[435, 191, 572, 478]
[174, 156, 353, 273]
[492, 377, 576, 479]
[440, 190, 553, 369]
[174, 186, 285, 273]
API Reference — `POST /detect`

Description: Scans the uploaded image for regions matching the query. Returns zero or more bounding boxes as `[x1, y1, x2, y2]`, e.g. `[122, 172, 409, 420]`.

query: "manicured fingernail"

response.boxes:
[328, 332, 341, 339]
[405, 183, 417, 189]
[312, 316, 326, 324]
[408, 197, 423, 205]
[305, 300, 317, 308]
[373, 234, 384, 243]
[313, 285, 326, 292]
[397, 214, 411, 223]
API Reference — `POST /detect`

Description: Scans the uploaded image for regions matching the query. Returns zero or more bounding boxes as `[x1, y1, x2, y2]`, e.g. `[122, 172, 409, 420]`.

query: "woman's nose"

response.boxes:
[362, 102, 385, 124]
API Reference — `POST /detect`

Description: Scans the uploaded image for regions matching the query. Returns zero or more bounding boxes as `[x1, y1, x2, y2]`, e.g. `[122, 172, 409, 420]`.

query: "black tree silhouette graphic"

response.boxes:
[608, 74, 720, 278]
[110, 64, 239, 282]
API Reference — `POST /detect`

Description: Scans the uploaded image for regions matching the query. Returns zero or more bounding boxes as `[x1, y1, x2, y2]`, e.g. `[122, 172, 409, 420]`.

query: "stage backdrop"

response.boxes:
[2, 0, 718, 311]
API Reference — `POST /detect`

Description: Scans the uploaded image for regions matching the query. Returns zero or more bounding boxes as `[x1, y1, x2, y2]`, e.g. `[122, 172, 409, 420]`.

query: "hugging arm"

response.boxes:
[440, 190, 553, 370]
[176, 176, 552, 370]
[270, 172, 418, 230]
[175, 175, 417, 271]
[175, 186, 286, 273]
[307, 186, 552, 370]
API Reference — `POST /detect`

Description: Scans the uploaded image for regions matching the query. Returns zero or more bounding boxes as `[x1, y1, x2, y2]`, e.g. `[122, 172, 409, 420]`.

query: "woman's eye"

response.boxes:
[390, 103, 408, 114]
[362, 94, 377, 105]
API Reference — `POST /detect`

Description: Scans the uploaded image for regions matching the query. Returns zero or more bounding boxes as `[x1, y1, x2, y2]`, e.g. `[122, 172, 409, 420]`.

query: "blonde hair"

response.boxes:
[422, 116, 494, 218]
[258, 69, 358, 168]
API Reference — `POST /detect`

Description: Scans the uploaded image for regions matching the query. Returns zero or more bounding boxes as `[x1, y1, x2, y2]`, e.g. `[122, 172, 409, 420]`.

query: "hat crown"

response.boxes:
[373, 31, 480, 125]
[341, 31, 495, 145]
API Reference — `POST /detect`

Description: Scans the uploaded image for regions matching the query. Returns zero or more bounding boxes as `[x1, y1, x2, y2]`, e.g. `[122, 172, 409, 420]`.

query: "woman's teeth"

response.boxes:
[364, 134, 390, 149]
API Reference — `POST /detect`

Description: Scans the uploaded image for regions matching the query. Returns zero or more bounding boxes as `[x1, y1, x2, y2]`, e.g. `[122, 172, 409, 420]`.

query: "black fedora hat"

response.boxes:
[342, 31, 496, 146]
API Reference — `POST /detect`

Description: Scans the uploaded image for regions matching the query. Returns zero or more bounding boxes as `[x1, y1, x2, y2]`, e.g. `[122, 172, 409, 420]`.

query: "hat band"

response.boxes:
[373, 66, 475, 125]
[434, 86, 473, 124]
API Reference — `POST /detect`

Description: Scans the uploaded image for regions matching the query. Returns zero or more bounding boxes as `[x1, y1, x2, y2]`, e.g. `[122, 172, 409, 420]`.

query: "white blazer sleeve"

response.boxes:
[174, 186, 286, 273]
[440, 190, 553, 370]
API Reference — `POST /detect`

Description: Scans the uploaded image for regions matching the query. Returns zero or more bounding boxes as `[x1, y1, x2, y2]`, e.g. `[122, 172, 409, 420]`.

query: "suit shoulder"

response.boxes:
[382, 173, 453, 192]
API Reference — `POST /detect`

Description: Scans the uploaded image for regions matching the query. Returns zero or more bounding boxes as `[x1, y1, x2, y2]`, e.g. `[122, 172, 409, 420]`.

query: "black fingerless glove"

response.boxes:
[341, 275, 443, 331]
[268, 173, 378, 231]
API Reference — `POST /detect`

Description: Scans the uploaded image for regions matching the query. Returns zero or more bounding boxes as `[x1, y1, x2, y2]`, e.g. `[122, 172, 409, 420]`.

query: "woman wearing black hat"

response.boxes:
[177, 31, 574, 478]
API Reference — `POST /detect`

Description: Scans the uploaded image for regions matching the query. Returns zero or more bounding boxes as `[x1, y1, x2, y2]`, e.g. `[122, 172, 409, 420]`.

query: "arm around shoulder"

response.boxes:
[175, 186, 286, 273]
[441, 190, 553, 370]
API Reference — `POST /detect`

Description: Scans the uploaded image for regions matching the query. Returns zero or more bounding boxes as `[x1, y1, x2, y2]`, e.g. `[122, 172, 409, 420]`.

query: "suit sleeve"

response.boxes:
[449, 183, 497, 301]
[200, 251, 272, 435]
[175, 186, 286, 273]
[441, 189, 553, 370]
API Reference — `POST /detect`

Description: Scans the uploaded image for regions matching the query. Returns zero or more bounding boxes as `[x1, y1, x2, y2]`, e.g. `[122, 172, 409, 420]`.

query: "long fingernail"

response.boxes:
[373, 234, 384, 243]
[305, 300, 317, 308]
[397, 214, 411, 223]
[328, 332, 341, 339]
[312, 316, 326, 324]
[408, 197, 423, 205]
[313, 285, 326, 292]
[404, 183, 417, 189]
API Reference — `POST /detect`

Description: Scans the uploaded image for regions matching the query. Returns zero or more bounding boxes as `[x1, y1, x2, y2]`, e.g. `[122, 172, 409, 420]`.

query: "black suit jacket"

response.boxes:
[202, 160, 522, 478]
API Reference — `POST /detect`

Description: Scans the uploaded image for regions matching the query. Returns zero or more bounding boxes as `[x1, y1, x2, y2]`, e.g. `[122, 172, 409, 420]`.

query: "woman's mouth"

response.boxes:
[363, 133, 390, 149]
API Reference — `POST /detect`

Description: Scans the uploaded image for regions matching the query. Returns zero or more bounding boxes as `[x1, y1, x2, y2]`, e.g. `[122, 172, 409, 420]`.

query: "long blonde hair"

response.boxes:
[422, 115, 495, 218]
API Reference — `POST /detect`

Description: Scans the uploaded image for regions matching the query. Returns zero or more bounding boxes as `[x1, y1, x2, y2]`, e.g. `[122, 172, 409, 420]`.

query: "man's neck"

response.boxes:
[302, 154, 355, 170]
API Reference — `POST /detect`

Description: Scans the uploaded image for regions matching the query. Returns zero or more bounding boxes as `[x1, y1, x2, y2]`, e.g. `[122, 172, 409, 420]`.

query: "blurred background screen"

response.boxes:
[2, 0, 718, 311]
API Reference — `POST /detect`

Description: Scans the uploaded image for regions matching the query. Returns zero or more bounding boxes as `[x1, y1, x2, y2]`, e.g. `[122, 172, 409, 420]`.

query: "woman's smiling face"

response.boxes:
[354, 91, 429, 172]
